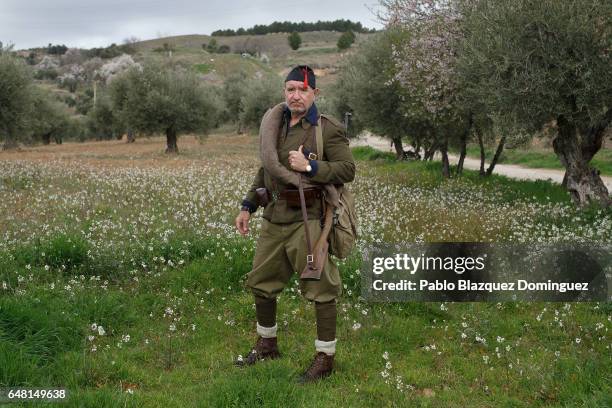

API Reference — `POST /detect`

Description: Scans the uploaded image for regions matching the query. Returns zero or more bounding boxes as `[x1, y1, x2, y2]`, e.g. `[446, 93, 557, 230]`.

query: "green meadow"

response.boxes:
[0, 136, 610, 407]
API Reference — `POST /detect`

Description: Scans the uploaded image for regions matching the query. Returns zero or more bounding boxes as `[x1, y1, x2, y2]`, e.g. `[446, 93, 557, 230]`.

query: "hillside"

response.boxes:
[133, 31, 372, 90]
[136, 31, 370, 58]
[26, 30, 371, 118]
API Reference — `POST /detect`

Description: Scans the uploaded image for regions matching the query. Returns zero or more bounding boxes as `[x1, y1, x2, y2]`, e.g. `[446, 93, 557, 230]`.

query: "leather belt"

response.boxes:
[278, 187, 321, 201]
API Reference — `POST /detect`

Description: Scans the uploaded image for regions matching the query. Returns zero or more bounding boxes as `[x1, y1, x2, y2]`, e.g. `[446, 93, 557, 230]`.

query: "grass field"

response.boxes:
[0, 135, 610, 407]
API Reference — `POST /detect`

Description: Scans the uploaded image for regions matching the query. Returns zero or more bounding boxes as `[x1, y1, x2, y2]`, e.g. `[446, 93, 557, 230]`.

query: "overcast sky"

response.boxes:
[1, 0, 384, 50]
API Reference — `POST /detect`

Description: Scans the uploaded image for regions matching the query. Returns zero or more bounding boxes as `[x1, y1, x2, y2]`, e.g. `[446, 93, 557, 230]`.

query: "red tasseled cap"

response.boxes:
[285, 65, 316, 89]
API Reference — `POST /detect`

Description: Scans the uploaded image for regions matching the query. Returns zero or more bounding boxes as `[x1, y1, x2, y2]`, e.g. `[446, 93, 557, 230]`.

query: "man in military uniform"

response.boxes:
[234, 65, 355, 383]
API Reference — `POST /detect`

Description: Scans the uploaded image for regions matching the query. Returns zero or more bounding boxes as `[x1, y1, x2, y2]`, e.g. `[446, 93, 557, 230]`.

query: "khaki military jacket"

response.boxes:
[243, 105, 355, 224]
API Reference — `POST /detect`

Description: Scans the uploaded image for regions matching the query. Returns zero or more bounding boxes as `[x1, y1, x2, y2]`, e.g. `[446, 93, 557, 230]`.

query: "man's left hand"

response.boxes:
[288, 145, 309, 172]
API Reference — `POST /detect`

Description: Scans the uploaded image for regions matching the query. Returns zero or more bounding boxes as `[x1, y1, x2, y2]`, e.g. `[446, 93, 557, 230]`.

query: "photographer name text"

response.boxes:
[372, 279, 589, 293]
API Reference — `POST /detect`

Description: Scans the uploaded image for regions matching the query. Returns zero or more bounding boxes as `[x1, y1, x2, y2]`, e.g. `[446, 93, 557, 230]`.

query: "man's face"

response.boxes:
[284, 80, 318, 115]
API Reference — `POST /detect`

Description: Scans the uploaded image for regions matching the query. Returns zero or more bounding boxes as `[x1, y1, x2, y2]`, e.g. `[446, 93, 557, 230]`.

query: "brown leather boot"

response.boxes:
[298, 352, 334, 384]
[234, 336, 280, 367]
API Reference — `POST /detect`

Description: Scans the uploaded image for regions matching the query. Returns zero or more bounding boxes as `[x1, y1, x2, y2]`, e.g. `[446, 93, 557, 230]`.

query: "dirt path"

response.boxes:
[351, 133, 612, 191]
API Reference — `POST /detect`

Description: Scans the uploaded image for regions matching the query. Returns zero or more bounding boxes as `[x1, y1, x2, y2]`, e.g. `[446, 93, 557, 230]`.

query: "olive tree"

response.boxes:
[458, 0, 611, 206]
[87, 93, 123, 140]
[0, 55, 32, 150]
[238, 74, 284, 130]
[334, 30, 422, 159]
[221, 70, 249, 131]
[110, 64, 222, 153]
[29, 89, 71, 144]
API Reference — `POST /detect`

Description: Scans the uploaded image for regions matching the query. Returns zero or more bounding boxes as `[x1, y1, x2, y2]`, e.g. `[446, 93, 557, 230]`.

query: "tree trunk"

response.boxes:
[413, 137, 421, 159]
[486, 135, 506, 176]
[392, 136, 404, 160]
[54, 134, 62, 144]
[477, 127, 486, 176]
[424, 137, 438, 161]
[456, 133, 467, 176]
[440, 135, 450, 178]
[553, 115, 610, 207]
[93, 80, 97, 109]
[166, 126, 179, 154]
[127, 130, 135, 143]
[456, 114, 473, 176]
[42, 132, 52, 145]
[2, 132, 18, 150]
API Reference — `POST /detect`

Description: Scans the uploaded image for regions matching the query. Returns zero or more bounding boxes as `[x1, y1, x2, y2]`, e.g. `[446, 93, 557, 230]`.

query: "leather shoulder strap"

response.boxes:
[316, 116, 324, 159]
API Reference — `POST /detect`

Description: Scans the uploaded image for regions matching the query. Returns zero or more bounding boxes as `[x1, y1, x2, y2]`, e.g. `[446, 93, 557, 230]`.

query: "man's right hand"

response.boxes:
[235, 210, 251, 236]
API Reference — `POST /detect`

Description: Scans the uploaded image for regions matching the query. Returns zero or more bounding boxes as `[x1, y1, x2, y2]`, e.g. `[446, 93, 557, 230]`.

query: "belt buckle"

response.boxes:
[308, 152, 317, 160]
[306, 254, 314, 264]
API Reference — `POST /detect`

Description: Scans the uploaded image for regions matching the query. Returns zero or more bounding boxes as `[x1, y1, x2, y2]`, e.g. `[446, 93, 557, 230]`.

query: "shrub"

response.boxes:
[288, 31, 302, 50]
[337, 30, 356, 50]
[33, 68, 58, 80]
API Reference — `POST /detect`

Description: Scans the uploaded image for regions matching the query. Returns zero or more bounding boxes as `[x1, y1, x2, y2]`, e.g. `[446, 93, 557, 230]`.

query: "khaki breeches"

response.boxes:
[247, 218, 342, 303]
